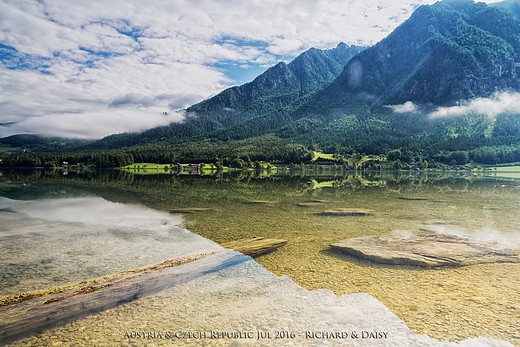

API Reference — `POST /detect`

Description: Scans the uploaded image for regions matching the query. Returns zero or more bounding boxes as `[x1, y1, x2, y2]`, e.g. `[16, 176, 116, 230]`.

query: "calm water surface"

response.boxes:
[1, 169, 519, 345]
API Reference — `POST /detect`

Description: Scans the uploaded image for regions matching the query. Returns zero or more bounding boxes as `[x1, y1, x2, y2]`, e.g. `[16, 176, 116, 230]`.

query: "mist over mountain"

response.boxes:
[84, 43, 363, 149]
[183, 0, 518, 153]
[238, 0, 520, 154]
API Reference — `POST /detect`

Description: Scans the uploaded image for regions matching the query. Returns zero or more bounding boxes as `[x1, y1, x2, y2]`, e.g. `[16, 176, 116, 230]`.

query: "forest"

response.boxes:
[0, 136, 314, 168]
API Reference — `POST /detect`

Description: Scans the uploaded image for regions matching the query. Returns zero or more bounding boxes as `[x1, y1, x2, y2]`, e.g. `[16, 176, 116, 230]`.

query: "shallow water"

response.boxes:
[177, 173, 520, 344]
[1, 170, 519, 345]
[0, 196, 221, 295]
[7, 254, 507, 347]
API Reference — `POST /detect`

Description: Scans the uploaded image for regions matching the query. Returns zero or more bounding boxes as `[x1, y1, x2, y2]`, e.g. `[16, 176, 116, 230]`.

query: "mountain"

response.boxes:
[311, 0, 520, 109]
[87, 43, 364, 149]
[0, 134, 91, 152]
[9, 0, 520, 167]
[188, 42, 363, 117]
[491, 0, 520, 20]
[264, 0, 520, 152]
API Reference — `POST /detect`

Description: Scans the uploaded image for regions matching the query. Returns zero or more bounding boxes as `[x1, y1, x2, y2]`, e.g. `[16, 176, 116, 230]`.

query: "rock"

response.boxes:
[242, 200, 275, 205]
[317, 208, 374, 216]
[422, 221, 461, 226]
[397, 197, 429, 201]
[296, 202, 325, 207]
[469, 297, 486, 304]
[330, 234, 520, 267]
[222, 237, 287, 257]
[169, 208, 214, 213]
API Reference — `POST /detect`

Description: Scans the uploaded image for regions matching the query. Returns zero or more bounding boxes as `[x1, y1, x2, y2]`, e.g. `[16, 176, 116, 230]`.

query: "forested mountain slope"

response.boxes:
[5, 0, 520, 167]
[86, 44, 363, 149]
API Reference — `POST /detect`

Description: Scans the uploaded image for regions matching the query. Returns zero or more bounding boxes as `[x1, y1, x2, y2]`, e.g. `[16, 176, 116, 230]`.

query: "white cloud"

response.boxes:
[0, 60, 226, 138]
[429, 92, 520, 119]
[3, 109, 188, 139]
[389, 101, 419, 113]
[0, 0, 501, 139]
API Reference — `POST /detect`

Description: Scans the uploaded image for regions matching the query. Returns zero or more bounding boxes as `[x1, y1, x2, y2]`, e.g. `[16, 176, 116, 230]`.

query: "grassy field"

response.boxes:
[122, 163, 174, 170]
[483, 165, 520, 179]
[312, 151, 387, 167]
[345, 155, 385, 167]
[487, 162, 520, 167]
[486, 165, 520, 172]
[311, 151, 336, 162]
[0, 145, 15, 155]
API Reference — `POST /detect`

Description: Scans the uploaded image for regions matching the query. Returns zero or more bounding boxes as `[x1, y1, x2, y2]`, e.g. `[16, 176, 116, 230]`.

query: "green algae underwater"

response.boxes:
[1, 168, 520, 345]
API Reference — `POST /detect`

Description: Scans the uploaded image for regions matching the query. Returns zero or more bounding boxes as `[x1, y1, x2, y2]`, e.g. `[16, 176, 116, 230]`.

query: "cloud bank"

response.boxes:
[429, 92, 520, 119]
[388, 101, 419, 113]
[0, 0, 499, 139]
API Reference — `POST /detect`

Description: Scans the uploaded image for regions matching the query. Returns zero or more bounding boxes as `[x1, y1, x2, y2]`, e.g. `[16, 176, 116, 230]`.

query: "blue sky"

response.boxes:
[0, 0, 505, 139]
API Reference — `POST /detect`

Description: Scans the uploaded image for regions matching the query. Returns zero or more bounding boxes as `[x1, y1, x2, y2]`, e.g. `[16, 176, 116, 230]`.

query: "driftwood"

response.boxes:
[330, 234, 520, 267]
[0, 252, 247, 345]
[0, 236, 287, 344]
[317, 208, 374, 216]
[0, 236, 286, 309]
[0, 253, 214, 308]
[222, 237, 287, 257]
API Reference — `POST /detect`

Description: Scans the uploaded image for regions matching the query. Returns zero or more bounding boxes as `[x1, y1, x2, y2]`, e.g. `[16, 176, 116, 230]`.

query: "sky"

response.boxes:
[0, 0, 505, 139]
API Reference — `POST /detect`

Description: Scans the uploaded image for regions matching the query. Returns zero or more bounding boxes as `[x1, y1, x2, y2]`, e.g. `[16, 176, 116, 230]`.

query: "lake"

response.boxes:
[0, 169, 519, 346]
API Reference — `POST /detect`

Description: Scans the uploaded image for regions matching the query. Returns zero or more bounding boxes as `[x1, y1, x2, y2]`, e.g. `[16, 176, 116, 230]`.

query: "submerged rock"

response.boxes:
[330, 234, 520, 267]
[242, 200, 275, 205]
[296, 202, 326, 207]
[169, 208, 214, 213]
[317, 208, 375, 216]
[397, 197, 429, 201]
[222, 237, 287, 257]
[422, 221, 461, 226]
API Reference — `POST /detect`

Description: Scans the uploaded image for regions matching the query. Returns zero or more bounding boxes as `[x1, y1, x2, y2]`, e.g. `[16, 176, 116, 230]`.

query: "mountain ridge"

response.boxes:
[3, 0, 520, 167]
[310, 0, 520, 111]
[83, 43, 364, 149]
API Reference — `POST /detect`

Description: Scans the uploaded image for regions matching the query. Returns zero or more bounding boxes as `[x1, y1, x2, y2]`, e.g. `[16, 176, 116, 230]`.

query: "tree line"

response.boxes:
[0, 136, 314, 168]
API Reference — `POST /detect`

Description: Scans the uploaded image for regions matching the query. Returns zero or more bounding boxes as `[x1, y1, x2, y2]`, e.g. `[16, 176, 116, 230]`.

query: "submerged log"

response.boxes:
[0, 253, 215, 308]
[0, 252, 247, 345]
[330, 234, 520, 267]
[0, 235, 287, 343]
[222, 237, 287, 257]
[317, 208, 374, 216]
